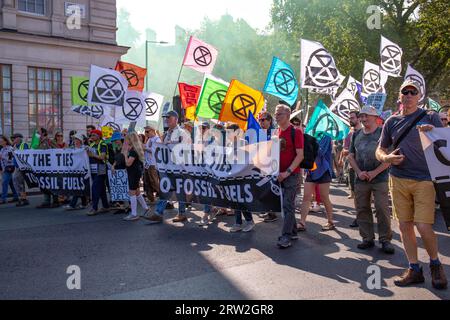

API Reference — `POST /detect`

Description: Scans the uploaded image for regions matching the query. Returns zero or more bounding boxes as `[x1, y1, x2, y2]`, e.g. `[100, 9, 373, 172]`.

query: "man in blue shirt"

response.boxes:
[377, 80, 447, 290]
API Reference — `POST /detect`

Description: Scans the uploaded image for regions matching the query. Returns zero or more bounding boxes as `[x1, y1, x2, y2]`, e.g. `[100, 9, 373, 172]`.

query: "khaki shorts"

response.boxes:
[389, 176, 436, 224]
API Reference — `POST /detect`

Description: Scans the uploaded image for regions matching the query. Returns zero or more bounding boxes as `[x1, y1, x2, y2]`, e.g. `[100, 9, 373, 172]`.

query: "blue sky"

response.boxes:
[117, 0, 273, 43]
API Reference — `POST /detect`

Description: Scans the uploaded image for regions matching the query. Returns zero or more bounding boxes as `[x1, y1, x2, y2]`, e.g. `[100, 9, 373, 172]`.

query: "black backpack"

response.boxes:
[290, 127, 319, 170]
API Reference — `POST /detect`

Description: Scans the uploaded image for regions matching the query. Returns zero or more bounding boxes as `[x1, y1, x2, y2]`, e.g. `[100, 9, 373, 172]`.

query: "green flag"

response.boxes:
[428, 98, 442, 112]
[71, 76, 90, 106]
[30, 130, 40, 149]
[196, 75, 229, 119]
[305, 100, 350, 141]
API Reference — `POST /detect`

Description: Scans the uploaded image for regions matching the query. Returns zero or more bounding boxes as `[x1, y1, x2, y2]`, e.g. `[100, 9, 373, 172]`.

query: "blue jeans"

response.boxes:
[2, 171, 18, 201]
[156, 200, 186, 216]
[235, 210, 253, 225]
[92, 174, 109, 211]
[204, 205, 212, 214]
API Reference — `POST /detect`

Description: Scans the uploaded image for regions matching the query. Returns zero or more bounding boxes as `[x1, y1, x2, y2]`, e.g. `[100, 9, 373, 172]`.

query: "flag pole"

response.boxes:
[172, 64, 184, 98]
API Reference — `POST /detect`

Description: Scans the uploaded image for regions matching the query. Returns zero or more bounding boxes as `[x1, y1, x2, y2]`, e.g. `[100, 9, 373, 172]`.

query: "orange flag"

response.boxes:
[178, 83, 201, 109]
[115, 61, 147, 92]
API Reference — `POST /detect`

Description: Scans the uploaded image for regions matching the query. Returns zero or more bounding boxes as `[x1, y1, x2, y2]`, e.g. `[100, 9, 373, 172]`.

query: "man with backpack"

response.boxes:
[274, 104, 304, 249]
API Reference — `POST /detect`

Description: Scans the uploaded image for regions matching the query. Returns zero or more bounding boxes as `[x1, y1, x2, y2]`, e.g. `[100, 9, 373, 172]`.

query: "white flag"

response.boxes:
[346, 76, 362, 97]
[300, 39, 343, 91]
[420, 129, 450, 181]
[330, 89, 361, 125]
[380, 36, 403, 77]
[100, 115, 122, 132]
[71, 105, 109, 120]
[88, 65, 128, 108]
[115, 90, 147, 129]
[362, 60, 388, 96]
[143, 92, 164, 123]
[404, 64, 426, 105]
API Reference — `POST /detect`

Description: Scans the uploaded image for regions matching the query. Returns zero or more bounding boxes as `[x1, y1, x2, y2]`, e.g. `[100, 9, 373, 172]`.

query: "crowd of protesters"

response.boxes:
[0, 80, 449, 290]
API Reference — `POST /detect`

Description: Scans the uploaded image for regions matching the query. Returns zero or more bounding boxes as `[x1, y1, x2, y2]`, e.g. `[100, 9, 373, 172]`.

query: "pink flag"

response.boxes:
[182, 36, 218, 74]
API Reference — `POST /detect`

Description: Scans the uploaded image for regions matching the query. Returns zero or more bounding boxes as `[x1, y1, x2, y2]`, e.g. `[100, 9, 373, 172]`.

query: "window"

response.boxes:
[0, 65, 13, 137]
[18, 0, 45, 15]
[28, 67, 62, 136]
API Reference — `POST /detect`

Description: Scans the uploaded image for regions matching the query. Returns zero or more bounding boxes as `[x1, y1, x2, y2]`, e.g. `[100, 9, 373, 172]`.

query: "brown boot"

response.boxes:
[431, 264, 448, 290]
[394, 268, 425, 287]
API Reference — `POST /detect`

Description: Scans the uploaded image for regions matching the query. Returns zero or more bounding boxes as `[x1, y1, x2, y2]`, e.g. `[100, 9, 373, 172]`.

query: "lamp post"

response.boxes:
[145, 40, 169, 91]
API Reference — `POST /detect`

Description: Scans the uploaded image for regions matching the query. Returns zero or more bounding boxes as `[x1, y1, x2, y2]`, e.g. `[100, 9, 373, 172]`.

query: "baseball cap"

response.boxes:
[360, 106, 380, 117]
[163, 110, 179, 118]
[73, 133, 85, 142]
[90, 129, 103, 138]
[400, 80, 422, 94]
[110, 132, 123, 142]
[201, 121, 210, 129]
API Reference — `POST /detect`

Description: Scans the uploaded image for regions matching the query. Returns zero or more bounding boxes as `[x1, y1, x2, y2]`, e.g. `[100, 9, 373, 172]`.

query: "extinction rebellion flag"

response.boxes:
[305, 100, 350, 141]
[115, 61, 147, 92]
[182, 36, 219, 74]
[196, 74, 229, 120]
[14, 149, 91, 197]
[264, 57, 299, 107]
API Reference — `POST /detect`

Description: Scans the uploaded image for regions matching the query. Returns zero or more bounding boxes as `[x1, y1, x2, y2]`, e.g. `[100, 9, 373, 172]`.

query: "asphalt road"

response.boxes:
[0, 183, 449, 300]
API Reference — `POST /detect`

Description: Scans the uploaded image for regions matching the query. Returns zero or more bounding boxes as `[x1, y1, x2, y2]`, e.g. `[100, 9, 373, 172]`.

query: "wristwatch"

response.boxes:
[287, 168, 293, 175]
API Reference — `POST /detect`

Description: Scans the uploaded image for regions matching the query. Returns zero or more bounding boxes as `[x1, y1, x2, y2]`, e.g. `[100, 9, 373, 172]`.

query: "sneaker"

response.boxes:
[87, 209, 99, 216]
[357, 240, 375, 250]
[141, 209, 151, 219]
[381, 241, 395, 255]
[242, 221, 255, 233]
[144, 213, 163, 225]
[172, 215, 187, 223]
[198, 217, 209, 227]
[430, 264, 448, 290]
[264, 213, 278, 223]
[349, 219, 359, 228]
[394, 268, 425, 287]
[230, 224, 243, 233]
[123, 214, 139, 222]
[277, 236, 292, 249]
[291, 233, 299, 241]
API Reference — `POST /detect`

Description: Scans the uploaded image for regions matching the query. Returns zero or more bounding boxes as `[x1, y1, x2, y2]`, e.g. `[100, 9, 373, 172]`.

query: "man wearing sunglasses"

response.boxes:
[377, 80, 447, 290]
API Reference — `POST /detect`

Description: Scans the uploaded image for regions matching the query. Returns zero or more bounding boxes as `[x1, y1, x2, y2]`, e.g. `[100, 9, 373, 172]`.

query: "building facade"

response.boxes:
[0, 0, 128, 139]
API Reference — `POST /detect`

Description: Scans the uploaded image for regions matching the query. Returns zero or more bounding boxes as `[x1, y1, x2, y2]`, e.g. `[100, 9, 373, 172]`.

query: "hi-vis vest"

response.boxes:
[90, 141, 108, 163]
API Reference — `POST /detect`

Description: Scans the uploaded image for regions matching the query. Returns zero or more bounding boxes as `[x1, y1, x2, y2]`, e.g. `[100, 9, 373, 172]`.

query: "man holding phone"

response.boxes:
[376, 80, 447, 290]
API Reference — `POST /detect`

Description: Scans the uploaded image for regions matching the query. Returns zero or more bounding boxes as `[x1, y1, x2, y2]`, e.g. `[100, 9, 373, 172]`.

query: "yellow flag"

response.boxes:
[185, 105, 197, 121]
[219, 80, 265, 130]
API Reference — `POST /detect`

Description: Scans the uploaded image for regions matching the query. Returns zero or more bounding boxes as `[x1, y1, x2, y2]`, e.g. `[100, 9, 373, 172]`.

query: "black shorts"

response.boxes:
[127, 170, 142, 190]
[306, 171, 332, 184]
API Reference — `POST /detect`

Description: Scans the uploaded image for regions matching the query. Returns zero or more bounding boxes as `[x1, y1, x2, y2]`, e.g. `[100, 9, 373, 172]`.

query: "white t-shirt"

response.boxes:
[145, 135, 161, 167]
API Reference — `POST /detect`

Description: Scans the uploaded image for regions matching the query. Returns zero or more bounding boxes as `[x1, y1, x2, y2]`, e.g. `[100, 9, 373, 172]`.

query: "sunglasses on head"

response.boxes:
[401, 89, 419, 96]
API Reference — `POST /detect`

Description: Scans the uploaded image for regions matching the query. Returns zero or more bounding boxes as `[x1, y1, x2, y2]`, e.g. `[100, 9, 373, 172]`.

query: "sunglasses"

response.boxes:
[401, 89, 419, 96]
[259, 118, 268, 122]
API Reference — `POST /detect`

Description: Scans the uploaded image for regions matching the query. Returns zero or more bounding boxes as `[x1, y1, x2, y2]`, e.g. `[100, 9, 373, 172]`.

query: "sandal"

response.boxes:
[297, 222, 307, 232]
[322, 223, 336, 231]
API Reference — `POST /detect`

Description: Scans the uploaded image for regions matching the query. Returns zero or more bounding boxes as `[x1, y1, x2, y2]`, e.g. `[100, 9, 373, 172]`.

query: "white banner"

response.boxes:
[380, 36, 403, 77]
[88, 65, 128, 108]
[300, 39, 344, 91]
[330, 89, 361, 125]
[362, 60, 388, 96]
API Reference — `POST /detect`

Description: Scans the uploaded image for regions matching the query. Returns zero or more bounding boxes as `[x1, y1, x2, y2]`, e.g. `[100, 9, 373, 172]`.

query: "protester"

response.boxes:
[85, 125, 95, 145]
[36, 128, 60, 208]
[275, 105, 304, 249]
[64, 133, 88, 211]
[377, 80, 447, 290]
[122, 132, 148, 221]
[143, 126, 161, 204]
[298, 134, 335, 232]
[68, 130, 77, 148]
[145, 110, 189, 225]
[87, 129, 110, 216]
[342, 111, 363, 228]
[11, 133, 30, 207]
[439, 112, 448, 127]
[348, 106, 394, 254]
[0, 136, 19, 204]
